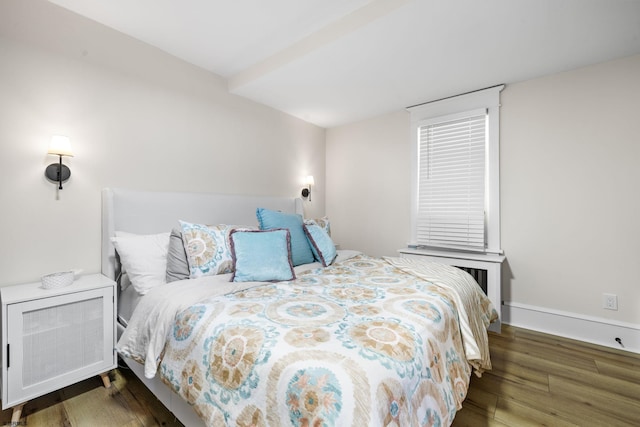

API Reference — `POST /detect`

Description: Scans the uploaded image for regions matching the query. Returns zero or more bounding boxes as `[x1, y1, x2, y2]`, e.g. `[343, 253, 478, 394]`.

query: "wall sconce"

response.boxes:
[301, 175, 314, 201]
[45, 135, 73, 190]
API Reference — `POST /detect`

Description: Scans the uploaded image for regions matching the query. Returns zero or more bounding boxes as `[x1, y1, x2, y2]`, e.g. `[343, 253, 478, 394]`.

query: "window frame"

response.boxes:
[408, 85, 504, 254]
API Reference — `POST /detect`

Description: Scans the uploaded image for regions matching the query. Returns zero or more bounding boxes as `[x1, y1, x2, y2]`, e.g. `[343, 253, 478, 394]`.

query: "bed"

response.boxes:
[101, 188, 497, 426]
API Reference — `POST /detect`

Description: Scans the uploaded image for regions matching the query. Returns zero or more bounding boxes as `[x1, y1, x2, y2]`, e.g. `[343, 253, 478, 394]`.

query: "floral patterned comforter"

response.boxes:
[158, 255, 496, 426]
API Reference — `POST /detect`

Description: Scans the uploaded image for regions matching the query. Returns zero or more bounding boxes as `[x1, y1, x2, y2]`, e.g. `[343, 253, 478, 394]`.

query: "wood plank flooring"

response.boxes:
[1, 325, 638, 426]
[453, 325, 640, 427]
[0, 368, 184, 427]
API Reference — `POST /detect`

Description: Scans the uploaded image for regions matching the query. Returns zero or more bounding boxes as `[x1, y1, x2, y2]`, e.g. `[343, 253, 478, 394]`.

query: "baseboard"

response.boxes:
[501, 301, 640, 354]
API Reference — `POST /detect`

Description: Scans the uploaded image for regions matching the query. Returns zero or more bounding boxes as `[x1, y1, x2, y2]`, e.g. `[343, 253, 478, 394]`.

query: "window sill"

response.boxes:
[398, 247, 505, 264]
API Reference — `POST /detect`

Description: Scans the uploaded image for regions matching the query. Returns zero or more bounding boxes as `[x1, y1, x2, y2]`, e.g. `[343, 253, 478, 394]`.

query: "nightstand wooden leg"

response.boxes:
[11, 403, 25, 423]
[100, 372, 111, 388]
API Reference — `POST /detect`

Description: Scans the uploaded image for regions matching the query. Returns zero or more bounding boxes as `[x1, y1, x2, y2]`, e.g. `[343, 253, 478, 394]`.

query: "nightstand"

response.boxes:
[1, 274, 117, 422]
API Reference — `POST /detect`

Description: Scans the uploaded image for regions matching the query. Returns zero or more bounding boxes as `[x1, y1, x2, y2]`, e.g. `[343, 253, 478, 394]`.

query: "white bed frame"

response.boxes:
[101, 188, 303, 426]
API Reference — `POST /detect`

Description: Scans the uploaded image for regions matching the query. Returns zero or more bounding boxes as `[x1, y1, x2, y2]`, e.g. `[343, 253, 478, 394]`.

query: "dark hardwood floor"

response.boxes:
[2, 325, 638, 426]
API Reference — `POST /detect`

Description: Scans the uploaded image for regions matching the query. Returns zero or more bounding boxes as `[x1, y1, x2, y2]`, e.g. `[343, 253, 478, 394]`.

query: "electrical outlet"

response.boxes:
[603, 293, 618, 310]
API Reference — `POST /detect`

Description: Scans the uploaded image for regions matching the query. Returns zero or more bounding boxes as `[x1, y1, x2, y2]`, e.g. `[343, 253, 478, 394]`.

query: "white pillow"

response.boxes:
[111, 231, 170, 295]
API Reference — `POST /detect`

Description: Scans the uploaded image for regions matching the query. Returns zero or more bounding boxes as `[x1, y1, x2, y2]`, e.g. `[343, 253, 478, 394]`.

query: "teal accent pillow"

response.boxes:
[230, 229, 295, 282]
[303, 223, 337, 267]
[256, 208, 314, 266]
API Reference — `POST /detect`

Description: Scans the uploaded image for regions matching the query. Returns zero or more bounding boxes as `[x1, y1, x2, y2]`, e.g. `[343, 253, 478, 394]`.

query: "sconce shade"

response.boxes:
[305, 175, 315, 186]
[48, 135, 74, 157]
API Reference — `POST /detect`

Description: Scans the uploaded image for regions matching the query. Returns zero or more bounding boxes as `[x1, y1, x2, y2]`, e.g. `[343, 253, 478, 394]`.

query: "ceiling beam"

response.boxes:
[227, 0, 414, 92]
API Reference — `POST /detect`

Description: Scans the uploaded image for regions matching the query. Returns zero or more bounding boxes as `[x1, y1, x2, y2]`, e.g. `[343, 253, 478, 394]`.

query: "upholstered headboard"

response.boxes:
[101, 188, 303, 281]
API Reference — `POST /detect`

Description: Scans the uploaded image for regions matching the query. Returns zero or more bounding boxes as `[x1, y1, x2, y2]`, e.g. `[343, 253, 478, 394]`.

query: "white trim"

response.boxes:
[407, 85, 504, 118]
[485, 92, 502, 253]
[502, 301, 640, 354]
[417, 108, 487, 127]
[400, 247, 505, 263]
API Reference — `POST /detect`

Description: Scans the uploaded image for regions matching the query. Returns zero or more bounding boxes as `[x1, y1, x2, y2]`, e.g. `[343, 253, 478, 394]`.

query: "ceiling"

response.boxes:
[48, 0, 640, 128]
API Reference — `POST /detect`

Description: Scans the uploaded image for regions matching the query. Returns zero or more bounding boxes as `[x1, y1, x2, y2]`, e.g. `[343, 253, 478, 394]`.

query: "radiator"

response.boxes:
[454, 266, 488, 295]
[398, 249, 504, 332]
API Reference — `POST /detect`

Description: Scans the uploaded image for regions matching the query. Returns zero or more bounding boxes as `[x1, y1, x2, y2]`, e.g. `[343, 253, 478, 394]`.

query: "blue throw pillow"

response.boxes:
[303, 223, 337, 267]
[256, 208, 314, 266]
[230, 229, 295, 282]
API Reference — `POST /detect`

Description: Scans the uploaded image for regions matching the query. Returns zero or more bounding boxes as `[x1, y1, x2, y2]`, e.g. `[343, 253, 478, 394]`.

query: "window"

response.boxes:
[408, 85, 503, 254]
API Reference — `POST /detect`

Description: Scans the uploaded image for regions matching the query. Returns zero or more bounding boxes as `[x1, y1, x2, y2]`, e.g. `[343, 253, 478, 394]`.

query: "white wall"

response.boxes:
[500, 54, 640, 328]
[326, 111, 410, 257]
[0, 0, 325, 286]
[327, 54, 640, 331]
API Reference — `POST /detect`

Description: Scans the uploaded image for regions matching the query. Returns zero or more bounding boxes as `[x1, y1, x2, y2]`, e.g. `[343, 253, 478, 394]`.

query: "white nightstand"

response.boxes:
[1, 274, 117, 421]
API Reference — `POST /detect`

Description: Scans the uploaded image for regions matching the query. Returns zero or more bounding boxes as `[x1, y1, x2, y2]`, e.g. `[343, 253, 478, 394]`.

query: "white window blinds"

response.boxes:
[416, 109, 487, 251]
